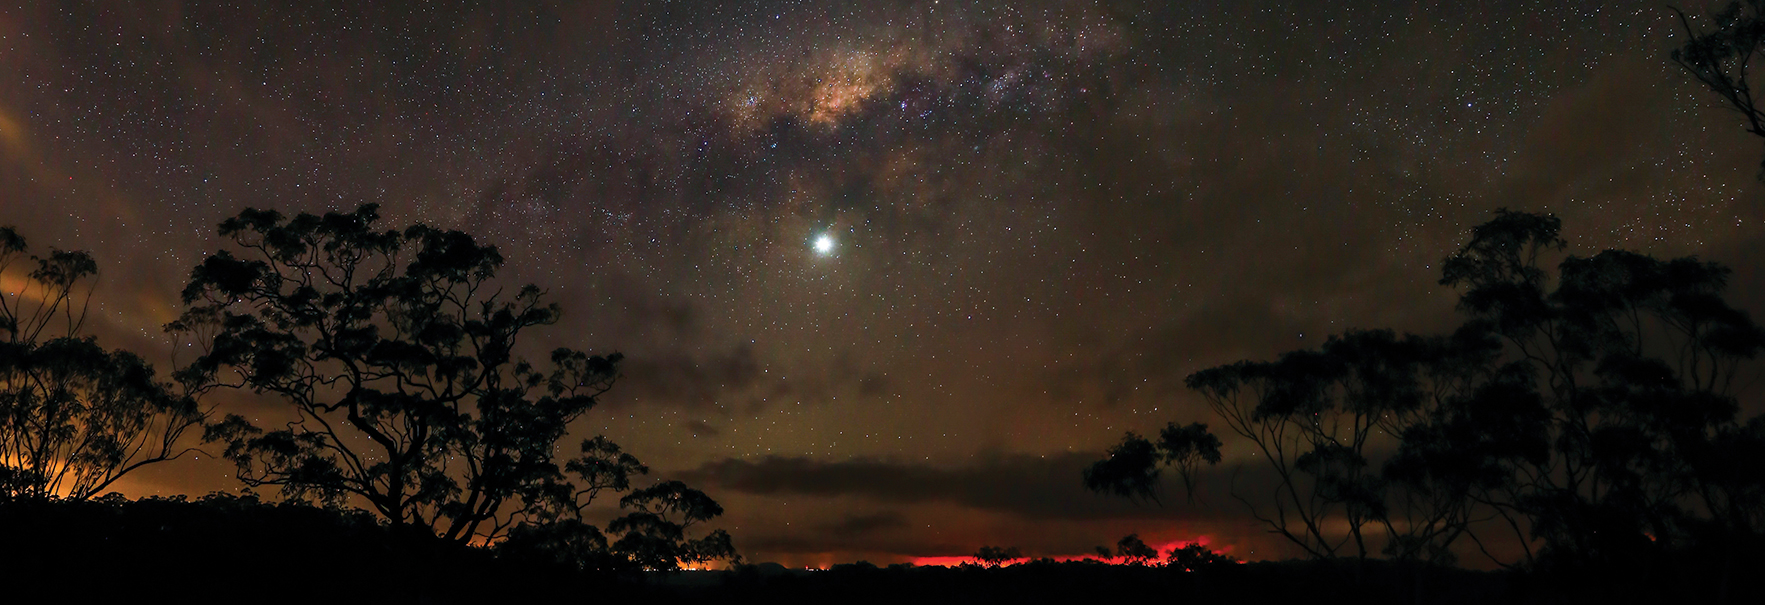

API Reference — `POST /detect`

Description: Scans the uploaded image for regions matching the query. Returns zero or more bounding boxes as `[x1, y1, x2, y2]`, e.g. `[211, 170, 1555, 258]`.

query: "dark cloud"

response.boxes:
[678, 452, 1243, 522]
[7, 0, 1762, 569]
[818, 511, 910, 537]
[732, 531, 975, 558]
[614, 344, 893, 411]
[613, 345, 764, 410]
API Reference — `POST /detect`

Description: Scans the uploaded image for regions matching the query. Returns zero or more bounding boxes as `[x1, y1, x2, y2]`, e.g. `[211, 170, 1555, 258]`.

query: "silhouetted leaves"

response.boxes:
[1165, 542, 1236, 572]
[1083, 422, 1222, 505]
[610, 480, 738, 570]
[1674, 0, 1765, 178]
[497, 518, 616, 571]
[1083, 432, 1162, 502]
[0, 226, 206, 500]
[1115, 533, 1157, 565]
[1099, 209, 1765, 578]
[169, 205, 734, 569]
[973, 545, 1023, 567]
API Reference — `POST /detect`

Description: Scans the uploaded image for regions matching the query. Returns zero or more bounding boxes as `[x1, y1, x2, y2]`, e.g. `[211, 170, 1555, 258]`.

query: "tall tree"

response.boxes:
[1435, 210, 1765, 568]
[171, 205, 734, 566]
[1090, 210, 1765, 573]
[0, 226, 205, 499]
[1183, 330, 1444, 561]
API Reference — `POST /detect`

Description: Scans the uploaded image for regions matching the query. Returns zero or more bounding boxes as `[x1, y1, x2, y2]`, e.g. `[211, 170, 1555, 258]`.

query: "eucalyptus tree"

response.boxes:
[1435, 210, 1765, 568]
[1088, 210, 1765, 573]
[1674, 0, 1765, 177]
[0, 226, 205, 499]
[172, 205, 735, 568]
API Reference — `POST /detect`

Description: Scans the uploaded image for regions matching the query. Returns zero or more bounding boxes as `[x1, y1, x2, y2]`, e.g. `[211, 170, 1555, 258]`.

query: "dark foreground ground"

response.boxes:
[0, 495, 1755, 605]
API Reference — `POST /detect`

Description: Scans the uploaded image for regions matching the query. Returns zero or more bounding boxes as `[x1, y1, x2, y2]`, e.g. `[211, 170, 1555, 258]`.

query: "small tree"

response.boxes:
[498, 459, 740, 572]
[1115, 534, 1158, 565]
[0, 226, 205, 499]
[607, 480, 738, 570]
[973, 545, 1023, 567]
[1083, 432, 1164, 502]
[1083, 422, 1222, 504]
[1166, 542, 1235, 571]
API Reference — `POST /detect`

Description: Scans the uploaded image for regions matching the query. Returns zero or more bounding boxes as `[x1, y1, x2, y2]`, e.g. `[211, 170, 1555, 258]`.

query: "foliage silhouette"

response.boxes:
[1115, 533, 1158, 565]
[1165, 542, 1236, 572]
[493, 454, 738, 571]
[1091, 210, 1765, 596]
[1433, 210, 1765, 583]
[1083, 431, 1163, 502]
[1185, 328, 1484, 563]
[169, 205, 735, 569]
[1083, 422, 1221, 504]
[1673, 0, 1765, 178]
[973, 545, 1023, 566]
[609, 480, 740, 570]
[0, 226, 206, 499]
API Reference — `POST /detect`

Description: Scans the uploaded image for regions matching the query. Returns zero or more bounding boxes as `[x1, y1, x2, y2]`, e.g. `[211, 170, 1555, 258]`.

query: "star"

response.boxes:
[814, 234, 835, 255]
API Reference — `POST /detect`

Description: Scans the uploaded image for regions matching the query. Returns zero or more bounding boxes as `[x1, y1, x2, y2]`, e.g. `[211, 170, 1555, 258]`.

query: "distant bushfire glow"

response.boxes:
[907, 536, 1231, 567]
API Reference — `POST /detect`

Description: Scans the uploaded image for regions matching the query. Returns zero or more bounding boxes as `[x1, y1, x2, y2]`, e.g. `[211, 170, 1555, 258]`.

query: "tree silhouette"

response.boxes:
[169, 205, 734, 569]
[1184, 329, 1451, 561]
[1083, 431, 1163, 502]
[0, 226, 205, 499]
[1433, 209, 1765, 569]
[1091, 210, 1765, 575]
[973, 545, 1024, 567]
[1165, 542, 1235, 571]
[607, 480, 738, 570]
[496, 437, 737, 571]
[496, 517, 615, 569]
[1673, 0, 1765, 177]
[1115, 534, 1157, 565]
[1083, 422, 1222, 504]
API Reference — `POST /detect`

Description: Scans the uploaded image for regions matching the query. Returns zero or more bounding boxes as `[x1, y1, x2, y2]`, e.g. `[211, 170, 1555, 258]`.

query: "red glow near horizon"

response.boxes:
[906, 535, 1232, 568]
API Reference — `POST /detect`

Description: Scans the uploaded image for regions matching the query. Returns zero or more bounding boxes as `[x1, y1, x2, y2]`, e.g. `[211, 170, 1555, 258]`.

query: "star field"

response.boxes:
[2, 0, 1762, 567]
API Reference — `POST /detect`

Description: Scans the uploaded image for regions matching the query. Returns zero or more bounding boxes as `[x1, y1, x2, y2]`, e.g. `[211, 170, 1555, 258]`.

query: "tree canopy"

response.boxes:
[1674, 0, 1765, 177]
[1090, 210, 1765, 576]
[0, 226, 205, 499]
[170, 205, 734, 569]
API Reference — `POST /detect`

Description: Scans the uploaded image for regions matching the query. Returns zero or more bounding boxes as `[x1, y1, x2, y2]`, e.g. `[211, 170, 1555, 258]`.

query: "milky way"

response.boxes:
[2, 0, 1761, 566]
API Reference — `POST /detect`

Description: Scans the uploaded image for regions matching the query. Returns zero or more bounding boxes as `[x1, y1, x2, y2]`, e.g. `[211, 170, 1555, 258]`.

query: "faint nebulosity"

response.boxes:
[1, 0, 1761, 566]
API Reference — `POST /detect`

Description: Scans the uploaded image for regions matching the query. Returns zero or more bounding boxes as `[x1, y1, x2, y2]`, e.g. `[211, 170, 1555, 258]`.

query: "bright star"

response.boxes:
[814, 234, 835, 255]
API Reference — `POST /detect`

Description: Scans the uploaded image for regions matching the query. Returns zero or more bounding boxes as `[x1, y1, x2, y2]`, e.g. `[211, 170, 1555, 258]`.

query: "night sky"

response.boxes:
[3, 0, 1763, 567]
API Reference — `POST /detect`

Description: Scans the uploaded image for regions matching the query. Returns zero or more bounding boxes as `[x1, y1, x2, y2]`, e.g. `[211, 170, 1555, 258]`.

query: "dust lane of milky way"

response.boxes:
[2, 0, 1761, 567]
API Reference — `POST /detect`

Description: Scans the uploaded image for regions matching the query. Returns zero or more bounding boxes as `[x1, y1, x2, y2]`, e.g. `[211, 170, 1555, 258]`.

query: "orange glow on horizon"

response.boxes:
[905, 535, 1234, 568]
